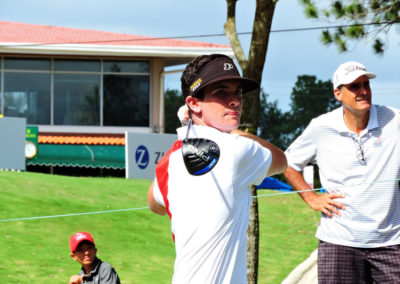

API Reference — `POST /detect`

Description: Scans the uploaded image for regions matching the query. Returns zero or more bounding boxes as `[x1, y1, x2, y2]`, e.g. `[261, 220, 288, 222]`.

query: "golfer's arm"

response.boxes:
[284, 166, 317, 205]
[231, 129, 287, 176]
[147, 181, 167, 215]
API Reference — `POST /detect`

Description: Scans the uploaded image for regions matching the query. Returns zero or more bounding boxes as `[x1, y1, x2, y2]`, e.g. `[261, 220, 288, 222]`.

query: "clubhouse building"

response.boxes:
[0, 21, 233, 174]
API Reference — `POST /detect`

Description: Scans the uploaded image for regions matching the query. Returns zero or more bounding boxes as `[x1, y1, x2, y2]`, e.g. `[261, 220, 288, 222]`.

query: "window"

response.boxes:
[0, 57, 151, 128]
[103, 60, 150, 126]
[103, 60, 149, 73]
[54, 74, 100, 125]
[3, 58, 52, 124]
[54, 59, 100, 72]
[103, 75, 149, 126]
[4, 58, 50, 71]
[4, 73, 51, 124]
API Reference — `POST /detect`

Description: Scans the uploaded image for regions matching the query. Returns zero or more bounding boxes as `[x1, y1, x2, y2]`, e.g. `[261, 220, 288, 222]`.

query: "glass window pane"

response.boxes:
[54, 59, 100, 72]
[4, 72, 51, 124]
[103, 75, 149, 126]
[4, 58, 50, 70]
[54, 74, 100, 125]
[103, 61, 149, 73]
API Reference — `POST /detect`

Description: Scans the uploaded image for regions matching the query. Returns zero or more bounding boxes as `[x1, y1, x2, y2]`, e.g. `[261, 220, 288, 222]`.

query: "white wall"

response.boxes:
[0, 117, 26, 171]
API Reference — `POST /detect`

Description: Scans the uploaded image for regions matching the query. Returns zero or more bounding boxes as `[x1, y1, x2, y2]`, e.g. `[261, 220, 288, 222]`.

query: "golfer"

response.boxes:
[284, 61, 400, 283]
[147, 54, 287, 283]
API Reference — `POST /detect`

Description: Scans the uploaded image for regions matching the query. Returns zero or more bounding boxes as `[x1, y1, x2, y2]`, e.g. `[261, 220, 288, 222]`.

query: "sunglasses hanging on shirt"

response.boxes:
[353, 137, 367, 166]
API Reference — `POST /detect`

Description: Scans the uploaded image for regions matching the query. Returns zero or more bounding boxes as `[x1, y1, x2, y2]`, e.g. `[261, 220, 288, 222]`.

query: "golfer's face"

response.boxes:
[200, 79, 243, 133]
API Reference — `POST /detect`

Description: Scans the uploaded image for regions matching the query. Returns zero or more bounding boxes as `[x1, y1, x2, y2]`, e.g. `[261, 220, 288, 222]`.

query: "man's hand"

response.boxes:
[307, 192, 345, 218]
[284, 166, 345, 218]
[69, 275, 83, 284]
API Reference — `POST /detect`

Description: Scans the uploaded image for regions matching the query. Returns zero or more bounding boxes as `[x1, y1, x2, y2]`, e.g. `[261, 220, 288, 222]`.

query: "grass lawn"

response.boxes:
[0, 171, 319, 283]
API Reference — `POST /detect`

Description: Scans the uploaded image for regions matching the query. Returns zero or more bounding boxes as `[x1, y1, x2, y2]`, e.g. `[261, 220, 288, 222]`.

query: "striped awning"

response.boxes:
[27, 144, 125, 169]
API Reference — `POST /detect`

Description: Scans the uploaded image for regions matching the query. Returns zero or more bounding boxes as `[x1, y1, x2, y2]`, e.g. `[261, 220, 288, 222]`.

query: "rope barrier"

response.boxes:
[1, 178, 398, 222]
[256, 178, 400, 198]
[256, 188, 321, 198]
[0, 207, 149, 222]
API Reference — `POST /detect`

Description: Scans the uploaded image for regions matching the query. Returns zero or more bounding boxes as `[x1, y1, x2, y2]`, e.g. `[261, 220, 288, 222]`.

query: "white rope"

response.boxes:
[0, 207, 149, 222]
[1, 179, 398, 222]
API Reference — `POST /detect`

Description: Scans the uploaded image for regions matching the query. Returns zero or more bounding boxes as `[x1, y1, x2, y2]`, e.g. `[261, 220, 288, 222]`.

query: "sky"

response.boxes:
[1, 0, 399, 112]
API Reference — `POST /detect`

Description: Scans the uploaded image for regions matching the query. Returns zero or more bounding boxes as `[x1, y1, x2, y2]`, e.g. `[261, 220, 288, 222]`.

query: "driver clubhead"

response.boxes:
[182, 138, 220, 176]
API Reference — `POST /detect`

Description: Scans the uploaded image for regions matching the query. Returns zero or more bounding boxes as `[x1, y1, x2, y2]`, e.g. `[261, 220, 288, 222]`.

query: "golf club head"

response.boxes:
[182, 138, 220, 175]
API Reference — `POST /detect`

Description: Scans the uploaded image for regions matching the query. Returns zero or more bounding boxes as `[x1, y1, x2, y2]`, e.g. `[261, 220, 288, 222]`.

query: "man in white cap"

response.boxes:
[284, 61, 400, 282]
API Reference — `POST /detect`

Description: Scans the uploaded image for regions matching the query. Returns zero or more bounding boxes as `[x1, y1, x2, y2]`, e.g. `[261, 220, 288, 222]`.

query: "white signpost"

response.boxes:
[125, 132, 177, 180]
[0, 117, 26, 171]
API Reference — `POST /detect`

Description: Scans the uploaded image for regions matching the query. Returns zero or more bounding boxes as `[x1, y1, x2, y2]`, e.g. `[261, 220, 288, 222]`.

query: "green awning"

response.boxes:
[27, 144, 125, 169]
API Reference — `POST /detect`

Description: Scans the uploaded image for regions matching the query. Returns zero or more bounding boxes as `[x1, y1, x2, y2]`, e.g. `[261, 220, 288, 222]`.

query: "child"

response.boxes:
[69, 232, 120, 284]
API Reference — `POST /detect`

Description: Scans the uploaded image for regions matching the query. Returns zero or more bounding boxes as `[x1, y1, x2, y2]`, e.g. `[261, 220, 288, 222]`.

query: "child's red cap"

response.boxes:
[69, 232, 95, 253]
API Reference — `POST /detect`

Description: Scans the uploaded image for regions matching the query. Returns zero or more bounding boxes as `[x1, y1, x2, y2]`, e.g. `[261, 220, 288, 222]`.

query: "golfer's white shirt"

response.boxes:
[153, 125, 272, 284]
[286, 105, 400, 248]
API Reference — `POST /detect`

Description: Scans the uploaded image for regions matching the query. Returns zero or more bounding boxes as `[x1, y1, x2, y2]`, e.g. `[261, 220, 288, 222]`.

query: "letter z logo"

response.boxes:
[135, 145, 149, 169]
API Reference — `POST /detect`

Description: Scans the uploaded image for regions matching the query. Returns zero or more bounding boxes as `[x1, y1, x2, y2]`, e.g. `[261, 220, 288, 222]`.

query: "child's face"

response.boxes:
[71, 241, 97, 266]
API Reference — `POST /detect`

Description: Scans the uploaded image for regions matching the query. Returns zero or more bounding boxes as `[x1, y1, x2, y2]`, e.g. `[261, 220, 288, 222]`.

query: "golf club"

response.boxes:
[182, 119, 220, 175]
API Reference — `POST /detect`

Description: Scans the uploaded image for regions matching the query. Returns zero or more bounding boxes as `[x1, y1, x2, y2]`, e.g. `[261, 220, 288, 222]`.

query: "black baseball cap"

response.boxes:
[188, 56, 259, 97]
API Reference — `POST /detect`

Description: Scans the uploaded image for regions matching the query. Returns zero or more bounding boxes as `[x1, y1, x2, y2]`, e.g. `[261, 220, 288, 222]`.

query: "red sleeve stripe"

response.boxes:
[155, 140, 182, 220]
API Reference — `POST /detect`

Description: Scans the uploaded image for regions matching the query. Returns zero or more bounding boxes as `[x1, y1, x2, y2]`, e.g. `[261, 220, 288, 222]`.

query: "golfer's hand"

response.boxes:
[69, 275, 83, 284]
[308, 193, 345, 218]
[177, 105, 189, 126]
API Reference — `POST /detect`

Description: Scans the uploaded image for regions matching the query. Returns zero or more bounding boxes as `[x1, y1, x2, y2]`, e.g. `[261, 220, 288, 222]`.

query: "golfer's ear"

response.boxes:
[186, 96, 201, 114]
[334, 88, 342, 102]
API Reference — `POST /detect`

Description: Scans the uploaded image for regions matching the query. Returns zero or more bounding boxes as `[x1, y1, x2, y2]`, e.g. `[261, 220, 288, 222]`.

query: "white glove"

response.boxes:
[177, 105, 189, 126]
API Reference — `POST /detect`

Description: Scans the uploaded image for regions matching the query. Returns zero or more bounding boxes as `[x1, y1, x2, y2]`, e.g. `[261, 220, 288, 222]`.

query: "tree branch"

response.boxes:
[224, 0, 248, 70]
[248, 0, 277, 81]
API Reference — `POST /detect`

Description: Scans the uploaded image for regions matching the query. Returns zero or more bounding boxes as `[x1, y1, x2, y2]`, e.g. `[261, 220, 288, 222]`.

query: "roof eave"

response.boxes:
[0, 43, 234, 65]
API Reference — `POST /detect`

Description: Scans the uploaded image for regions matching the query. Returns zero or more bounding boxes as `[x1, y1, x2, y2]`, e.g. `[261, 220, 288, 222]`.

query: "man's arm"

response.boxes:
[230, 129, 287, 176]
[284, 166, 345, 218]
[147, 181, 167, 216]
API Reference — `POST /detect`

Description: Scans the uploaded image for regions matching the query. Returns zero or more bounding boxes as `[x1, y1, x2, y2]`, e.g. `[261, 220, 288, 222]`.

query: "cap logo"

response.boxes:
[224, 63, 233, 71]
[344, 65, 366, 76]
[75, 233, 87, 241]
[190, 78, 202, 93]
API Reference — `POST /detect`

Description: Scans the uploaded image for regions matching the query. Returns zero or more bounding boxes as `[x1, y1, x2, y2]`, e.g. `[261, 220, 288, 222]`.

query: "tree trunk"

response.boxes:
[224, 1, 278, 283]
[247, 185, 260, 284]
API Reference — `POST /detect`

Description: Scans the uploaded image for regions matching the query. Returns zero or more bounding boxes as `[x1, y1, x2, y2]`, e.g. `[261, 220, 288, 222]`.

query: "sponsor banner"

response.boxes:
[125, 132, 177, 180]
